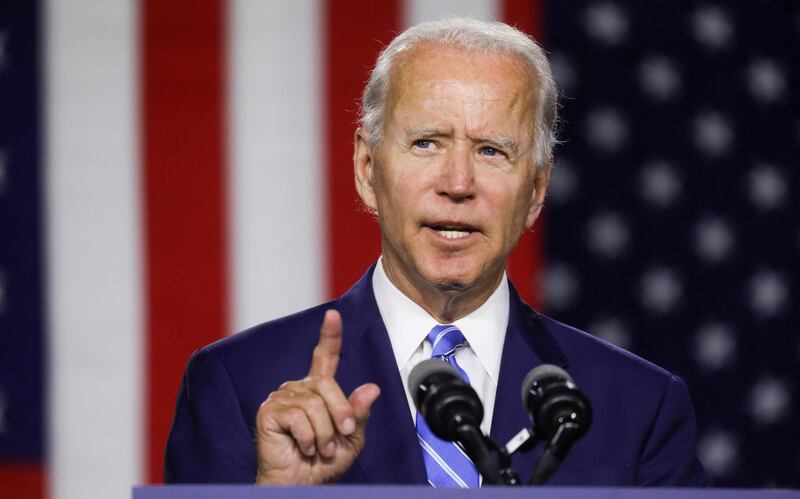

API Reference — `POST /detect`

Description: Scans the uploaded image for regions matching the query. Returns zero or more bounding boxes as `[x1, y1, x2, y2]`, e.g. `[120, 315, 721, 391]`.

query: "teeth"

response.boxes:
[437, 229, 470, 239]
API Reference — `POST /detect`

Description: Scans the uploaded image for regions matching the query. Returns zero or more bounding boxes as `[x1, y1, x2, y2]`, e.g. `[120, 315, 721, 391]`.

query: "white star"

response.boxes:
[749, 376, 791, 426]
[584, 2, 629, 46]
[694, 111, 734, 157]
[749, 269, 788, 318]
[639, 160, 682, 208]
[586, 212, 630, 258]
[548, 159, 579, 204]
[542, 263, 579, 311]
[698, 429, 739, 477]
[692, 6, 734, 50]
[550, 52, 577, 95]
[748, 163, 787, 211]
[586, 107, 629, 153]
[639, 56, 681, 101]
[695, 216, 735, 264]
[694, 322, 736, 371]
[588, 317, 631, 350]
[641, 266, 682, 314]
[747, 58, 787, 104]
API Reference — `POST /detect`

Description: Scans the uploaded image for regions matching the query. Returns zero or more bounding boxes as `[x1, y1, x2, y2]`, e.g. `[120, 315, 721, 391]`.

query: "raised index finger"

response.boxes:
[308, 309, 343, 377]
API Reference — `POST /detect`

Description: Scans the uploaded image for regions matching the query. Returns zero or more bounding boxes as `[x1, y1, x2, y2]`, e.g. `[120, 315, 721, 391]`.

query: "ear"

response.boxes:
[524, 160, 552, 229]
[353, 128, 378, 213]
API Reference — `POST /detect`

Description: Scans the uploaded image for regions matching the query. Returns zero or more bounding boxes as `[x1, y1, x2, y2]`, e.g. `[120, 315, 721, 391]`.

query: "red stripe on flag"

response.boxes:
[142, 0, 229, 482]
[325, 0, 401, 297]
[0, 464, 44, 499]
[504, 0, 544, 309]
[503, 0, 540, 36]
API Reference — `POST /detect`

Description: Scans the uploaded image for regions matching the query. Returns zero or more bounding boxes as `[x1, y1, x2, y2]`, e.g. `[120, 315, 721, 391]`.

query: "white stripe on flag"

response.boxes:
[405, 0, 498, 27]
[45, 0, 142, 498]
[229, 0, 325, 332]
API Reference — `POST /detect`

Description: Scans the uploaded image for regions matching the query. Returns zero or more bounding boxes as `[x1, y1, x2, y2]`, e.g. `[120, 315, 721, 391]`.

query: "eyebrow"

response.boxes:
[406, 127, 520, 154]
[406, 127, 445, 139]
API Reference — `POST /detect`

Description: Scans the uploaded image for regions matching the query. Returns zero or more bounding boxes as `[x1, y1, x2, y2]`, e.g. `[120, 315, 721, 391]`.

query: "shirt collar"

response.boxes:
[372, 257, 509, 384]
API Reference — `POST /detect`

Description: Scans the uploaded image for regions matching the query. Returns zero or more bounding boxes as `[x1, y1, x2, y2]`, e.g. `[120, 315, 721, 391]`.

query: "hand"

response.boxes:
[254, 310, 381, 484]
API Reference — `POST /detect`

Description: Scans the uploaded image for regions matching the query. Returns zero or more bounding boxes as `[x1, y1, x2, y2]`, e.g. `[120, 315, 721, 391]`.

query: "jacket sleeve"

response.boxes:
[638, 374, 709, 486]
[164, 347, 258, 483]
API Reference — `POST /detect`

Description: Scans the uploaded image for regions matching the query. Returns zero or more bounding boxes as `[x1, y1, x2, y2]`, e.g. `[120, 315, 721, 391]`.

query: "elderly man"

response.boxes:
[165, 18, 707, 487]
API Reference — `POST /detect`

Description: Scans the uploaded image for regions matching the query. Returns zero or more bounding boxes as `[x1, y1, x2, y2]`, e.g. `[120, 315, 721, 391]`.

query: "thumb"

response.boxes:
[348, 383, 381, 424]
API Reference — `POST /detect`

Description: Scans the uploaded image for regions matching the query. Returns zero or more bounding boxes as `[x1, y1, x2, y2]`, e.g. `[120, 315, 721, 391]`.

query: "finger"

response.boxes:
[279, 406, 318, 457]
[263, 377, 352, 455]
[258, 401, 317, 458]
[265, 386, 339, 457]
[308, 309, 343, 378]
[312, 376, 357, 436]
[298, 392, 338, 458]
[348, 383, 381, 424]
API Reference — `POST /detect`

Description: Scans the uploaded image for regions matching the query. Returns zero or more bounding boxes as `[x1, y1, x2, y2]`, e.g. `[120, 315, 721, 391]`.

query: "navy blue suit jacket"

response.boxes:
[164, 265, 707, 485]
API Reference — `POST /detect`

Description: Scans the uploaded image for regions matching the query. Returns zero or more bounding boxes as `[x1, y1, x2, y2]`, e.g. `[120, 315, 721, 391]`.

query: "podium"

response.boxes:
[134, 485, 800, 499]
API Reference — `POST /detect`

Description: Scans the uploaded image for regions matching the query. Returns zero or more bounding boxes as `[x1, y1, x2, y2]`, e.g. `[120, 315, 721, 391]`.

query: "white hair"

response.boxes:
[359, 17, 559, 168]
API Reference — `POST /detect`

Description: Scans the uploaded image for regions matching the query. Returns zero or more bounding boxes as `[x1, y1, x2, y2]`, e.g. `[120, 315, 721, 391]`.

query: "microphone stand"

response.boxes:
[528, 422, 581, 485]
[454, 423, 521, 486]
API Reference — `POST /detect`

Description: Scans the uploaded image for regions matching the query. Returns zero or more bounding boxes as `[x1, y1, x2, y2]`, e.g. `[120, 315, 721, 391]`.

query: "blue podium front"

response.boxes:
[134, 485, 800, 499]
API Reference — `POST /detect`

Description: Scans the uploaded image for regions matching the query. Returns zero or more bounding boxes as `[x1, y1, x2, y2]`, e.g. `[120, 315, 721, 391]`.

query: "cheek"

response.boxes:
[483, 182, 533, 235]
[374, 176, 418, 235]
[381, 169, 430, 213]
[377, 181, 409, 219]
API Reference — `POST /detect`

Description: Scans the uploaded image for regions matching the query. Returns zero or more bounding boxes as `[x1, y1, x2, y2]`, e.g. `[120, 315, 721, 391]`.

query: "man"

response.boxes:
[165, 18, 707, 486]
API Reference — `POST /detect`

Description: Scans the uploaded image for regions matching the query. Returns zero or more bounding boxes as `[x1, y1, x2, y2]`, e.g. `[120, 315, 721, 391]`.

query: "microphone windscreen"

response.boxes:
[408, 358, 459, 408]
[520, 364, 572, 407]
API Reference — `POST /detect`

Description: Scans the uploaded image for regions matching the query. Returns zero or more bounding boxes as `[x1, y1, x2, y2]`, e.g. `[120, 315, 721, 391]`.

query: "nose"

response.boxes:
[434, 144, 476, 201]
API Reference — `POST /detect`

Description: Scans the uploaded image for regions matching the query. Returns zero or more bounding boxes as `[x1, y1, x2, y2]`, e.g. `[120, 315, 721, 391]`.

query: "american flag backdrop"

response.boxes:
[542, 0, 799, 488]
[0, 1, 796, 498]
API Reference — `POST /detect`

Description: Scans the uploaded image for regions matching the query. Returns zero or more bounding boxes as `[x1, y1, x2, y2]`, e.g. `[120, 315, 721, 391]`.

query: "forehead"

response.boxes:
[387, 42, 538, 126]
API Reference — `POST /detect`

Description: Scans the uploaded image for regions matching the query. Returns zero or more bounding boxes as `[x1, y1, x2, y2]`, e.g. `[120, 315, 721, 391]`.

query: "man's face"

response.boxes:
[355, 43, 550, 298]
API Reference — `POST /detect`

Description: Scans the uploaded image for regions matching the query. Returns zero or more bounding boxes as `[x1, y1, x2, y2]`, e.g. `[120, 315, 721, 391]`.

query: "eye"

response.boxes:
[413, 139, 433, 149]
[480, 146, 502, 157]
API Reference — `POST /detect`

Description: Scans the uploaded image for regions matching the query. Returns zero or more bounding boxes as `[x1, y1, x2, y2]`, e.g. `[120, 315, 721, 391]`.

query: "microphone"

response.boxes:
[408, 359, 506, 484]
[408, 359, 483, 439]
[521, 364, 592, 485]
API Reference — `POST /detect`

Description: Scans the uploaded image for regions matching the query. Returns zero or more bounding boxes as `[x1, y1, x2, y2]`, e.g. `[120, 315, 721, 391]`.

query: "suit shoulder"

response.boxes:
[538, 313, 677, 386]
[532, 314, 705, 486]
[196, 300, 337, 364]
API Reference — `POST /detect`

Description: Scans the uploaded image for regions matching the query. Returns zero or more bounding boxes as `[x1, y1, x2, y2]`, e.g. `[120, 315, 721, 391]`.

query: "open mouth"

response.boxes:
[426, 223, 478, 240]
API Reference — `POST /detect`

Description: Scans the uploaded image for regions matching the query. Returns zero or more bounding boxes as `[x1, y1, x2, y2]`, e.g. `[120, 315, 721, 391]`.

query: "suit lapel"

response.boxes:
[490, 283, 569, 483]
[332, 268, 570, 485]
[334, 266, 428, 484]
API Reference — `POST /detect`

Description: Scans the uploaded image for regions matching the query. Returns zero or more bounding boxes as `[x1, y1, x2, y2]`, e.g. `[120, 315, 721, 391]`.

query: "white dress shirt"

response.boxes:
[371, 257, 509, 436]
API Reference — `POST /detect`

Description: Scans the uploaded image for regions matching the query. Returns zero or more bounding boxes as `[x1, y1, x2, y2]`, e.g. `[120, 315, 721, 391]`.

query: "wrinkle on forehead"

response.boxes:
[418, 79, 528, 123]
[386, 42, 538, 143]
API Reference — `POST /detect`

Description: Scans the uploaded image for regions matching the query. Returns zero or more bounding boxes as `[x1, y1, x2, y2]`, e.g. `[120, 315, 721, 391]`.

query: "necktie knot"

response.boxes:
[428, 324, 467, 359]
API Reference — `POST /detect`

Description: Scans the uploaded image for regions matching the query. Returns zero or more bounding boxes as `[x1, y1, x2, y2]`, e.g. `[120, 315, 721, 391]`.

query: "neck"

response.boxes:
[380, 257, 503, 323]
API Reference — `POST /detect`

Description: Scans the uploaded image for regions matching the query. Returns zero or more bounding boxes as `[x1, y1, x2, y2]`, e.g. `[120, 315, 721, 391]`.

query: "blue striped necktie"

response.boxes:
[415, 324, 480, 488]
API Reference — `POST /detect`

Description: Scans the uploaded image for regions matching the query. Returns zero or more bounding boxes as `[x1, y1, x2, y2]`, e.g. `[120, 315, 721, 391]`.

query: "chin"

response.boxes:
[419, 262, 479, 291]
[432, 280, 471, 293]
